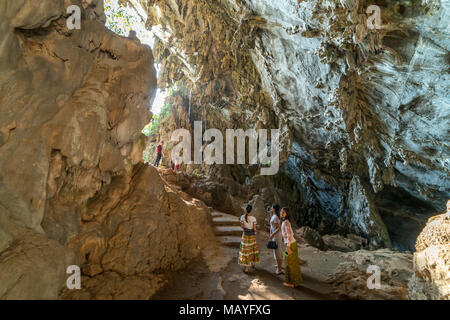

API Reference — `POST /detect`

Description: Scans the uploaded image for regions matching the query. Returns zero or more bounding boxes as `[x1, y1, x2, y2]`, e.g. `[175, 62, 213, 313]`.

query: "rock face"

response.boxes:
[0, 0, 214, 299]
[322, 234, 363, 252]
[159, 167, 248, 215]
[296, 226, 326, 251]
[327, 249, 413, 300]
[134, 0, 449, 251]
[408, 213, 450, 300]
[60, 165, 215, 300]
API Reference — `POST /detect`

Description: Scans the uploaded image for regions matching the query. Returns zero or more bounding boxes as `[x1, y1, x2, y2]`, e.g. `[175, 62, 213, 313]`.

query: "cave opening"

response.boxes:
[99, 0, 450, 255]
[104, 0, 169, 164]
[373, 185, 437, 252]
[1, 0, 449, 302]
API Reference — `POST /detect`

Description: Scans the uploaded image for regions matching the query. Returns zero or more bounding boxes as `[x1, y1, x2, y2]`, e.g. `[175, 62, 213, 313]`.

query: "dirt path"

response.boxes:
[153, 231, 341, 300]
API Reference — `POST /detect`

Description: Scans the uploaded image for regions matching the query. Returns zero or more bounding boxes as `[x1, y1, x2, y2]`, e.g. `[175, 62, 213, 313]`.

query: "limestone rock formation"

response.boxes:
[322, 234, 363, 252]
[296, 226, 326, 250]
[0, 0, 214, 300]
[327, 248, 413, 299]
[159, 168, 248, 215]
[408, 213, 450, 300]
[1, 0, 449, 301]
[61, 165, 215, 300]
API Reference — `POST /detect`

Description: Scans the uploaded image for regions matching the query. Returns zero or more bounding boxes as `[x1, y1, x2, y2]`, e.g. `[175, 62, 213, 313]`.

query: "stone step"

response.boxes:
[218, 236, 242, 247]
[214, 226, 243, 236]
[212, 216, 241, 226]
[210, 211, 224, 218]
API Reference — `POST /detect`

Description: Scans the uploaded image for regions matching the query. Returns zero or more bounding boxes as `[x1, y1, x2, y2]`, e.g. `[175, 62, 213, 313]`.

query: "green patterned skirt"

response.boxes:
[285, 241, 303, 286]
[238, 234, 260, 266]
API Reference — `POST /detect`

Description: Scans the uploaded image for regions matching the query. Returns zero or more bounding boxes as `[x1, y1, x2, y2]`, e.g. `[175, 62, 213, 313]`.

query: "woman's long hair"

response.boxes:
[245, 204, 252, 223]
[281, 207, 290, 221]
[272, 204, 280, 217]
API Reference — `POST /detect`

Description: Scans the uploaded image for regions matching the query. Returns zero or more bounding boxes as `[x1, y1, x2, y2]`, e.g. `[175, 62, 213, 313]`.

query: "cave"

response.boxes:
[0, 0, 448, 302]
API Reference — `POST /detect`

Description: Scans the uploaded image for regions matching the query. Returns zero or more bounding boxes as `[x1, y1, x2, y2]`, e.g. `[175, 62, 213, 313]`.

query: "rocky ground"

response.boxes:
[152, 223, 414, 300]
[149, 201, 415, 301]
[153, 234, 338, 300]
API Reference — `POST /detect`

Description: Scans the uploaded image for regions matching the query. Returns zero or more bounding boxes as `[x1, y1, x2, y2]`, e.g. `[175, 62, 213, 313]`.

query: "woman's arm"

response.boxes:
[285, 221, 293, 254]
[287, 221, 295, 246]
[271, 221, 281, 240]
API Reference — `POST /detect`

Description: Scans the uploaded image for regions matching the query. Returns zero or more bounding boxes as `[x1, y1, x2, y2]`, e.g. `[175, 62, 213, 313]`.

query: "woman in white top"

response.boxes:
[269, 204, 284, 275]
[238, 204, 260, 273]
[281, 207, 302, 287]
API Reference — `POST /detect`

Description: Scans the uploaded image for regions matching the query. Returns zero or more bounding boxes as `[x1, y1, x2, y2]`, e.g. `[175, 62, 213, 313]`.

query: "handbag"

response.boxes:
[267, 240, 278, 250]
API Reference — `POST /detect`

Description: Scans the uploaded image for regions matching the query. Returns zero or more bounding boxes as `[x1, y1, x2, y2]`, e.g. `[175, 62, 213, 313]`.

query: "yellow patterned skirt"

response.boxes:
[238, 234, 260, 266]
[285, 241, 303, 286]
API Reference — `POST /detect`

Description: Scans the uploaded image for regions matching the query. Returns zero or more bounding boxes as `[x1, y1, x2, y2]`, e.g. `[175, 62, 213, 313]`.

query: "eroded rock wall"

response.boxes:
[408, 212, 450, 300]
[0, 0, 214, 299]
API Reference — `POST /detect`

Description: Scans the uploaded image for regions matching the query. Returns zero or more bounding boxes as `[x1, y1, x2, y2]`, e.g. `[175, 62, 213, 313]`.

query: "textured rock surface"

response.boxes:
[159, 168, 248, 215]
[61, 165, 215, 300]
[136, 0, 449, 251]
[296, 226, 326, 250]
[0, 231, 75, 299]
[322, 234, 363, 252]
[327, 248, 413, 299]
[408, 213, 450, 300]
[0, 0, 214, 299]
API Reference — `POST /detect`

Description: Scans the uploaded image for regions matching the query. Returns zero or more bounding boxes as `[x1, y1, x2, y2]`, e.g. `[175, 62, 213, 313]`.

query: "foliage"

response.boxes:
[104, 0, 154, 45]
[193, 169, 200, 178]
[104, 0, 134, 36]
[141, 83, 186, 162]
[142, 103, 171, 137]
[168, 82, 188, 97]
[159, 102, 172, 119]
[142, 146, 152, 163]
[141, 83, 184, 137]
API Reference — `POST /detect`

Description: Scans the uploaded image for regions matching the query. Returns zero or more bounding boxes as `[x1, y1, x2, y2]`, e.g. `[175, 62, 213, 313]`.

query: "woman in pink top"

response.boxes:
[280, 207, 303, 288]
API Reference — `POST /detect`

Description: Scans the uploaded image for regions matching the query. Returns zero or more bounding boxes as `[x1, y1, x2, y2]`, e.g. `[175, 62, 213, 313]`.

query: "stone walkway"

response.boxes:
[153, 210, 339, 300]
[210, 211, 242, 247]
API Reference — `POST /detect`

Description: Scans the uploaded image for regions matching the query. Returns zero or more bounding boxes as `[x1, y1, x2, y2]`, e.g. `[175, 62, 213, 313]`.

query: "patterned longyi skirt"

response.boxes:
[238, 234, 260, 266]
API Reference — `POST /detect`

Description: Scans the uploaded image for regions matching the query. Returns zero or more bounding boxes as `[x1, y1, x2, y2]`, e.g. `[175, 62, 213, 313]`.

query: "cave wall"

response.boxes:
[139, 0, 449, 250]
[0, 0, 214, 299]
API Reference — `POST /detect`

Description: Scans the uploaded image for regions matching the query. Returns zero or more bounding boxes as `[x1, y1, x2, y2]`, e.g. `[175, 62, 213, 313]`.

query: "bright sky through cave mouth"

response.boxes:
[104, 0, 166, 114]
[151, 90, 166, 115]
